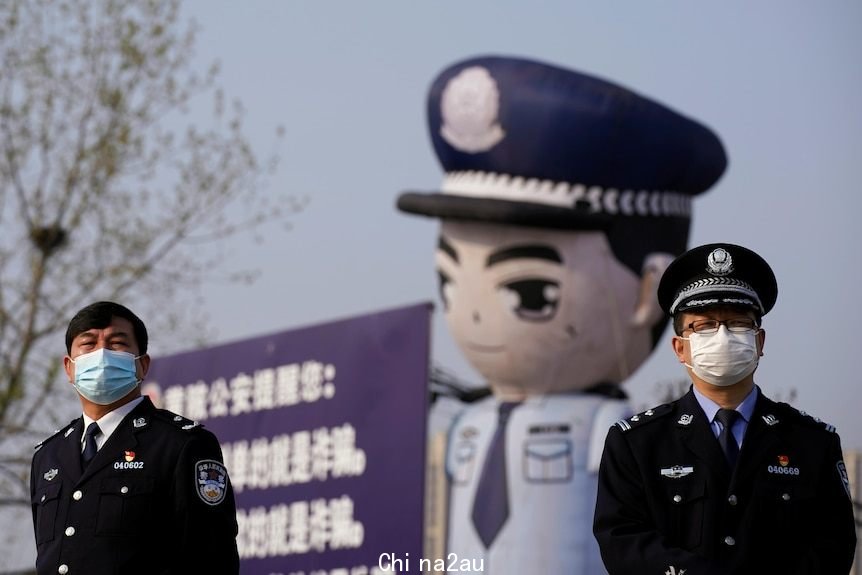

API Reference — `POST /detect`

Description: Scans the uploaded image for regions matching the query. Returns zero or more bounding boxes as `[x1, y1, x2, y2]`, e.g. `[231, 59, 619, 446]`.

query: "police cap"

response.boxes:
[397, 55, 727, 231]
[657, 243, 778, 316]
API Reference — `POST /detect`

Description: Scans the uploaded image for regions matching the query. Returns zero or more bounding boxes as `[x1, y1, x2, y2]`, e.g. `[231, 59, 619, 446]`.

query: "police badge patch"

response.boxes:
[195, 460, 229, 506]
[837, 461, 851, 499]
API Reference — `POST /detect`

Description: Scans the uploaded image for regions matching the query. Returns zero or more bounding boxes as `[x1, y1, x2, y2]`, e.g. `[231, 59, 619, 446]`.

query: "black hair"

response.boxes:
[65, 301, 148, 354]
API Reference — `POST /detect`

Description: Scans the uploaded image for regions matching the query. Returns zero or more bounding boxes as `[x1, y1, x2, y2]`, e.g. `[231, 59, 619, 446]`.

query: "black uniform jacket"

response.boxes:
[593, 388, 856, 575]
[30, 396, 240, 575]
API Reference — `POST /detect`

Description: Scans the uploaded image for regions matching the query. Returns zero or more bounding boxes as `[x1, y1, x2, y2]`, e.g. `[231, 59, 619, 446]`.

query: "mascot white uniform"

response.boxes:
[397, 56, 727, 574]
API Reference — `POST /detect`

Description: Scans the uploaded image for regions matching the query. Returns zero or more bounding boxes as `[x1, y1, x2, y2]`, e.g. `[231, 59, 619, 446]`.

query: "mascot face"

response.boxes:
[437, 221, 657, 399]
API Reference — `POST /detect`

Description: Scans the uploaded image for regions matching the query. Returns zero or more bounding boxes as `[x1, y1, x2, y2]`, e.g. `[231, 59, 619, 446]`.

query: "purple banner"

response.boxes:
[144, 302, 433, 575]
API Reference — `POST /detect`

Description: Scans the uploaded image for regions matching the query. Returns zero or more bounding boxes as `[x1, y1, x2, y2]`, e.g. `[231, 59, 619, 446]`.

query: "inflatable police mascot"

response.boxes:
[397, 56, 727, 574]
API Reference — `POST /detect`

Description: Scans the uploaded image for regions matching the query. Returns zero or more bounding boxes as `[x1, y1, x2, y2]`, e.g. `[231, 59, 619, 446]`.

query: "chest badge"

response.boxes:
[114, 450, 145, 470]
[43, 468, 59, 481]
[661, 465, 694, 479]
[768, 454, 800, 476]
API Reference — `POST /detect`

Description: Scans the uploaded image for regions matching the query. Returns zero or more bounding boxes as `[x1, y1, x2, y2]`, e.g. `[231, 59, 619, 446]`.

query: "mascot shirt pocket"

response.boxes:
[523, 438, 573, 483]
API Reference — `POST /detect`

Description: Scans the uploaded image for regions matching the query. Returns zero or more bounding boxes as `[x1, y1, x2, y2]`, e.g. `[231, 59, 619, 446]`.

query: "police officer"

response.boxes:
[593, 243, 857, 574]
[30, 301, 240, 575]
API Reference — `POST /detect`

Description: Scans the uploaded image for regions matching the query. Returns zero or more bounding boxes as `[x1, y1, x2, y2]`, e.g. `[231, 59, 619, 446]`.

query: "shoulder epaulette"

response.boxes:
[613, 403, 672, 432]
[34, 418, 79, 451]
[152, 409, 204, 431]
[776, 402, 837, 433]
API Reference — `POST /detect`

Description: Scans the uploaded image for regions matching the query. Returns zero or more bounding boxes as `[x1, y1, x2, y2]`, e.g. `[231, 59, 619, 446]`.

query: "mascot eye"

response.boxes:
[498, 279, 560, 322]
[438, 270, 455, 310]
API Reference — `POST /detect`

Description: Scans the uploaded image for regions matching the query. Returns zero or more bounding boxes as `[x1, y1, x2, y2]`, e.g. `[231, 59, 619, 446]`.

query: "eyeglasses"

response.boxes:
[683, 318, 759, 335]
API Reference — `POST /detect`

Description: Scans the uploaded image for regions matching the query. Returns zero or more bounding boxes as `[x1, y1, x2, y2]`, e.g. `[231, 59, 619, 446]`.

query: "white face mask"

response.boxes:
[680, 326, 760, 387]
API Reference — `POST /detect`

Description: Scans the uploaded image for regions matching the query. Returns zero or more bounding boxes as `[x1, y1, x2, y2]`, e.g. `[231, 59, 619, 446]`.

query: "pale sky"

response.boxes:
[177, 1, 861, 448]
[164, 0, 862, 448]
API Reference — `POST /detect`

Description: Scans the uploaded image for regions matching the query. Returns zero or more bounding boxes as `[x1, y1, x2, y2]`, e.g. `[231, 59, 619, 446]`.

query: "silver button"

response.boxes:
[672, 494, 682, 503]
[120, 486, 129, 494]
[782, 493, 791, 501]
[727, 494, 738, 506]
[64, 526, 75, 537]
[724, 536, 736, 546]
[58, 565, 69, 574]
[72, 490, 82, 501]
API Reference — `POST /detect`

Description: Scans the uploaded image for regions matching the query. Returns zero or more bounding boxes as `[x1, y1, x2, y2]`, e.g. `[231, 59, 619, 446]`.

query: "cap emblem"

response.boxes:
[440, 66, 505, 153]
[706, 248, 733, 276]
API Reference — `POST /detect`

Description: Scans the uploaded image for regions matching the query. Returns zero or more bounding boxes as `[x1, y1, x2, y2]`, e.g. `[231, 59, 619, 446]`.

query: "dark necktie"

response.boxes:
[81, 422, 101, 467]
[471, 401, 520, 548]
[715, 409, 740, 467]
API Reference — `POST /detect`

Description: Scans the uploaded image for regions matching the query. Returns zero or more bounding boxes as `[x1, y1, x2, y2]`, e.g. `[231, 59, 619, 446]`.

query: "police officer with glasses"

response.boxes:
[593, 243, 856, 574]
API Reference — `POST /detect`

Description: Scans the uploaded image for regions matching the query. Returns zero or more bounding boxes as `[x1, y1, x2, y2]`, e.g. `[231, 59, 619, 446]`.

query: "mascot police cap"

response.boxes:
[657, 243, 778, 316]
[397, 55, 727, 230]
[397, 55, 728, 274]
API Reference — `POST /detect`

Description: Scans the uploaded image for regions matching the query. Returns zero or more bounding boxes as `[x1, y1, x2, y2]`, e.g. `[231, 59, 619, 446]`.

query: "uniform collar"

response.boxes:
[81, 395, 146, 448]
[691, 384, 758, 424]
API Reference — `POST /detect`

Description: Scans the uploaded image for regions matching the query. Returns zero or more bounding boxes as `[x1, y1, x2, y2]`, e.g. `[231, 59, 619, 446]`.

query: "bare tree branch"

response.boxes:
[0, 0, 302, 513]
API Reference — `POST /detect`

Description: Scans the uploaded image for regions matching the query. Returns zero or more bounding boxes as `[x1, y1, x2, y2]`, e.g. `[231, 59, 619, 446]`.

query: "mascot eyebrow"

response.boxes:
[486, 245, 562, 267]
[437, 235, 562, 268]
[438, 236, 459, 263]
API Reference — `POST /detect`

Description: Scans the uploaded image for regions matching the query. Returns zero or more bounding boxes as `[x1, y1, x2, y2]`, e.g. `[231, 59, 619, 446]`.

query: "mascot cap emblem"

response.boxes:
[440, 66, 505, 153]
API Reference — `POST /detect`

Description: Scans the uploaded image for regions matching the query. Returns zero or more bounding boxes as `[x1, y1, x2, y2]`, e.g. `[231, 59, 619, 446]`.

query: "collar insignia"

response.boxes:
[133, 417, 147, 428]
[677, 414, 694, 426]
[43, 468, 59, 481]
[64, 427, 74, 438]
[762, 414, 779, 426]
[661, 465, 694, 479]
